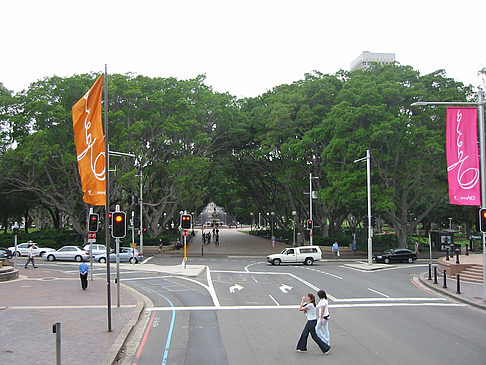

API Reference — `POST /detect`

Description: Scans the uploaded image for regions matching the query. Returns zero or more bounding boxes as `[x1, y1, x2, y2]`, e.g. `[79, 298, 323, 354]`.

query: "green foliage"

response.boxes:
[0, 64, 475, 248]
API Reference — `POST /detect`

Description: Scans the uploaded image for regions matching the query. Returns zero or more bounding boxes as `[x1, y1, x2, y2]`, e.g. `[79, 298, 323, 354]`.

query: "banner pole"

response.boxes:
[478, 90, 486, 300]
[104, 65, 112, 332]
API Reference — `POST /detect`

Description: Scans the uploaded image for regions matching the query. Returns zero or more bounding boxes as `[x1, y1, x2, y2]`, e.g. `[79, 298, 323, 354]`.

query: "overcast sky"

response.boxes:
[2, 0, 485, 98]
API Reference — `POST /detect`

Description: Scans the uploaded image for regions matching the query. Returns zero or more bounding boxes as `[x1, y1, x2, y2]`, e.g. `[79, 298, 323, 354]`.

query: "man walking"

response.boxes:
[24, 243, 37, 268]
[79, 261, 89, 290]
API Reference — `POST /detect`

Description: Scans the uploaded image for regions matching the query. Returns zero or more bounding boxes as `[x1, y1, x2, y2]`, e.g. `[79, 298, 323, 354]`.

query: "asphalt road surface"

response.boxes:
[32, 245, 486, 365]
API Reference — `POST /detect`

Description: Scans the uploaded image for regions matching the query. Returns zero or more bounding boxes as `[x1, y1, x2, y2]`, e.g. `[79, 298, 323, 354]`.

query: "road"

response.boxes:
[29, 230, 486, 365]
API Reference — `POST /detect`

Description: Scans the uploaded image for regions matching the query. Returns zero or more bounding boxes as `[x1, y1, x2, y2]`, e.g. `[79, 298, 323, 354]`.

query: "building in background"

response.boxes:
[350, 51, 396, 71]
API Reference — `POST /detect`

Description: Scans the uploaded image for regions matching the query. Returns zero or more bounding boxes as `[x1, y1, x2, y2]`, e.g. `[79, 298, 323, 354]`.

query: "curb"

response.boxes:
[102, 283, 148, 365]
[417, 272, 486, 311]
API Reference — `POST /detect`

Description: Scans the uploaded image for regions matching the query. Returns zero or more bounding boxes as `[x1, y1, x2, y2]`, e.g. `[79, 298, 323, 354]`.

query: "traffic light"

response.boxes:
[112, 212, 126, 238]
[180, 214, 192, 229]
[479, 208, 486, 232]
[88, 213, 99, 232]
[306, 219, 313, 230]
[133, 217, 141, 229]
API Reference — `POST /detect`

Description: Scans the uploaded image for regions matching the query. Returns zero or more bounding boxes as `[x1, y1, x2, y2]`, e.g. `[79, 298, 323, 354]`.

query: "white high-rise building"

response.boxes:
[350, 51, 396, 71]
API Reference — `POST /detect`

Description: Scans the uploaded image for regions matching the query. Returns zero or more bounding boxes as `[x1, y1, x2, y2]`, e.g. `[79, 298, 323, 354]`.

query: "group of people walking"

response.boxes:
[297, 289, 331, 354]
[202, 227, 220, 245]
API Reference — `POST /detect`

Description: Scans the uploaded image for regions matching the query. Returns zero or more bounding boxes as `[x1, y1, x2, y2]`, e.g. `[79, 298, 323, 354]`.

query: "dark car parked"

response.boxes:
[373, 248, 417, 264]
[0, 247, 13, 259]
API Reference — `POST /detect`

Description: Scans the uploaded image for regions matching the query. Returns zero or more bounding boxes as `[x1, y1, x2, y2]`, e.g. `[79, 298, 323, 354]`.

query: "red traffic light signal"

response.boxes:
[479, 208, 486, 232]
[180, 214, 192, 229]
[88, 213, 99, 232]
[306, 219, 313, 230]
[112, 212, 126, 238]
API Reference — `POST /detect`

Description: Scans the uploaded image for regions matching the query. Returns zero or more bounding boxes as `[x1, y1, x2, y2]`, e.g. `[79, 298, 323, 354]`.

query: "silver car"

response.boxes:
[44, 246, 90, 262]
[94, 247, 143, 264]
[82, 244, 110, 256]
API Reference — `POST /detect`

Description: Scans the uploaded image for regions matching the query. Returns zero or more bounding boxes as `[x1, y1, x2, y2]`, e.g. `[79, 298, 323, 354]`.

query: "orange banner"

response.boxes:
[72, 74, 106, 206]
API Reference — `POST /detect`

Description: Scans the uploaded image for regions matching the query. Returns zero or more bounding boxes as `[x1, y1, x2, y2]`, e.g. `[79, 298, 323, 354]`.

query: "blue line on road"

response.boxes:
[145, 287, 176, 365]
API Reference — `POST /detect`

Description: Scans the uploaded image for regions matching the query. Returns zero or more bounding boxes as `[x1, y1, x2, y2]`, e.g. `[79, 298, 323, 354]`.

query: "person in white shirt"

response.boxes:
[316, 289, 330, 346]
[296, 293, 330, 354]
[24, 243, 37, 269]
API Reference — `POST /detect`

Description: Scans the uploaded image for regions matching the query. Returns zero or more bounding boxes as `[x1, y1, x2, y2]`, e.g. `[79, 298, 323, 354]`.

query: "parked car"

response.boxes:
[44, 246, 90, 262]
[267, 246, 322, 266]
[8, 242, 56, 257]
[82, 244, 110, 256]
[373, 248, 417, 264]
[0, 247, 13, 259]
[94, 247, 143, 264]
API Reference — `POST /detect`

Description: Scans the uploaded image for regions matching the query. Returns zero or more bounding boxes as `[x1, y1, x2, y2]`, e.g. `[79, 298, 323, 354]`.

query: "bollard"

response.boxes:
[443, 269, 447, 289]
[466, 242, 469, 256]
[201, 242, 204, 257]
[456, 273, 461, 294]
[450, 245, 454, 258]
[446, 248, 450, 261]
[52, 322, 61, 365]
[428, 263, 432, 280]
[433, 266, 438, 284]
[455, 249, 460, 264]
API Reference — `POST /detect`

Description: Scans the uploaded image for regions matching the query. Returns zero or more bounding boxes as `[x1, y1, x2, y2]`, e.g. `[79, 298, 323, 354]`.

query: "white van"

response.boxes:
[267, 246, 322, 266]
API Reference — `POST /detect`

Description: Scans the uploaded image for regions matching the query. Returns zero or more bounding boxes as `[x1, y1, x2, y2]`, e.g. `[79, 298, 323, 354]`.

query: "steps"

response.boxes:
[0, 266, 19, 282]
[460, 264, 483, 283]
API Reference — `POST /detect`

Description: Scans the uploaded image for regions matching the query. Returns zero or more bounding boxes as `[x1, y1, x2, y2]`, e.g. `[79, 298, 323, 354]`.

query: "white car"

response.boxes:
[44, 246, 90, 262]
[267, 246, 322, 266]
[8, 242, 56, 257]
[82, 244, 110, 256]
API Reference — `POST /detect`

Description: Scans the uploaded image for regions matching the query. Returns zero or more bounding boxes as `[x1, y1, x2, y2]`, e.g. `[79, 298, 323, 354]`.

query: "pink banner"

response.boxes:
[446, 107, 480, 205]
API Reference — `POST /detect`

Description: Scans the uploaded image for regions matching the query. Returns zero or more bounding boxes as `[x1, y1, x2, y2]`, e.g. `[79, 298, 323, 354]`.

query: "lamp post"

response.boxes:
[307, 173, 319, 246]
[250, 212, 254, 232]
[412, 90, 486, 299]
[271, 212, 275, 239]
[292, 210, 297, 247]
[354, 150, 373, 266]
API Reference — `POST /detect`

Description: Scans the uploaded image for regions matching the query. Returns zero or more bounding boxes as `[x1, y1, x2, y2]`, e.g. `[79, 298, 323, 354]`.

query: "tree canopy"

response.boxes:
[0, 63, 478, 247]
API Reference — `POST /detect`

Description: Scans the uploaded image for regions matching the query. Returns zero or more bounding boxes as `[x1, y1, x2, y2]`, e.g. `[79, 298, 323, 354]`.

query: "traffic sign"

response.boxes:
[182, 230, 189, 237]
[309, 232, 313, 237]
[88, 232, 96, 239]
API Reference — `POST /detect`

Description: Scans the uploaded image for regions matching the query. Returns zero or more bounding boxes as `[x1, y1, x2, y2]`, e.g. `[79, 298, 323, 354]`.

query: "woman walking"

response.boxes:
[296, 293, 330, 354]
[316, 289, 330, 347]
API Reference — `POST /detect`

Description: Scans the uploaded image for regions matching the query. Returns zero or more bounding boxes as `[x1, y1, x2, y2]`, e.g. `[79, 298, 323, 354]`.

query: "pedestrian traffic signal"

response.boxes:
[88, 213, 99, 232]
[112, 212, 126, 238]
[180, 214, 192, 229]
[479, 208, 486, 232]
[306, 219, 313, 230]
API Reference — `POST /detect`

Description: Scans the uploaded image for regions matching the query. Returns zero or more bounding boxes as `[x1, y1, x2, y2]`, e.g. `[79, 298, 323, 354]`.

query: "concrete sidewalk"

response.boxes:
[0, 267, 144, 365]
[418, 270, 486, 311]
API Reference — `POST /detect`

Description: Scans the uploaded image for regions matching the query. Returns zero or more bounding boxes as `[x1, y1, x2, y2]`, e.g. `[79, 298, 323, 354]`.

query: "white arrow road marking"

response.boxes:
[279, 284, 293, 293]
[229, 284, 244, 293]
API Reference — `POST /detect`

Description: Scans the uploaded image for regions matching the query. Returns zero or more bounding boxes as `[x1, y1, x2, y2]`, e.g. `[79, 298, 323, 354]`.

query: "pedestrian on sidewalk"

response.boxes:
[79, 261, 89, 290]
[316, 289, 330, 347]
[24, 243, 37, 268]
[332, 241, 340, 257]
[296, 293, 330, 354]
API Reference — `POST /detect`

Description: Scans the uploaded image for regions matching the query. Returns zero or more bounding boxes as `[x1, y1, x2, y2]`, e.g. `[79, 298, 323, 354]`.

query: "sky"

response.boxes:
[2, 0, 485, 98]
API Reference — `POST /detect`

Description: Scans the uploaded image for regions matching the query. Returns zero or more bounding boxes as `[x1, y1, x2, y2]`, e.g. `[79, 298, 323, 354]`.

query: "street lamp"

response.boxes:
[271, 212, 275, 238]
[292, 210, 297, 247]
[412, 90, 486, 299]
[354, 150, 373, 266]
